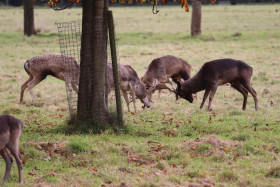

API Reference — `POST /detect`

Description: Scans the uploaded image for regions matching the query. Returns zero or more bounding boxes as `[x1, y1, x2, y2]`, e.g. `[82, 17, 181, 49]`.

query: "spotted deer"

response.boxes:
[107, 63, 150, 113]
[20, 54, 80, 103]
[141, 55, 191, 99]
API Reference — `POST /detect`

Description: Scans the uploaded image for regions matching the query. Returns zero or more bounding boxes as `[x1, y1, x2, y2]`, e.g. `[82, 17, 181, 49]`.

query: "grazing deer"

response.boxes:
[20, 54, 80, 103]
[141, 55, 191, 99]
[175, 58, 258, 111]
[0, 115, 23, 183]
[108, 63, 150, 113]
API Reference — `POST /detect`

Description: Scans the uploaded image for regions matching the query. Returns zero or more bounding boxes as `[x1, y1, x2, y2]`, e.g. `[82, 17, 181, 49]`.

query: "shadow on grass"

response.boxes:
[47, 115, 130, 135]
[36, 32, 59, 38]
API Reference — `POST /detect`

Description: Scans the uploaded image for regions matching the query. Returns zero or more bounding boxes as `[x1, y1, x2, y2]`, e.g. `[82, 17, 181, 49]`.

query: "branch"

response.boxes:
[42, 0, 78, 11]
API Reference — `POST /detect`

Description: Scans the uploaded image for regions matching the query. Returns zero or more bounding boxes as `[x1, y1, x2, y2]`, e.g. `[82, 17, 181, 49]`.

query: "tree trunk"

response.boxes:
[77, 0, 109, 123]
[23, 0, 36, 36]
[230, 0, 237, 5]
[191, 0, 201, 36]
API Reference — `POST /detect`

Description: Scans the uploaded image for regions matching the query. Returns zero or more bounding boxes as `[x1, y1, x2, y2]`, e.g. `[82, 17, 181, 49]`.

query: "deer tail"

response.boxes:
[24, 60, 31, 75]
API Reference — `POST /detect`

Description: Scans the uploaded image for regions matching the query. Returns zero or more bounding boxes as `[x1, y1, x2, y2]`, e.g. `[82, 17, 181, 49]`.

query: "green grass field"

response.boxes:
[0, 4, 280, 186]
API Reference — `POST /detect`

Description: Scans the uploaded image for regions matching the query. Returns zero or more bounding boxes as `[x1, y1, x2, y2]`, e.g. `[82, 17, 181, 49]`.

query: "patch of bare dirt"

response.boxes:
[185, 135, 243, 156]
[188, 178, 215, 187]
[121, 147, 154, 166]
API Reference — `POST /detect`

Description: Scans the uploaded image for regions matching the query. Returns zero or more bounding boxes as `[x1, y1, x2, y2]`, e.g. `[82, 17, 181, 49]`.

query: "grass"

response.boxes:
[0, 3, 280, 186]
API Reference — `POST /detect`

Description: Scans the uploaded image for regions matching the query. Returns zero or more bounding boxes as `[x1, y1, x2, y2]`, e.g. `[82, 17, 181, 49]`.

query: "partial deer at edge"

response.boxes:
[0, 115, 23, 183]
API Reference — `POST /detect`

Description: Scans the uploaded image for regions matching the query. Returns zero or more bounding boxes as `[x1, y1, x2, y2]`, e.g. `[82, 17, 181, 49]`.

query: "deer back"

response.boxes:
[142, 55, 191, 88]
[26, 54, 79, 81]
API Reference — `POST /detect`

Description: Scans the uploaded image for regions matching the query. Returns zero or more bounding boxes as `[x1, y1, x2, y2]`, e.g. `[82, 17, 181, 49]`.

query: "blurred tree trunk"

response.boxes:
[77, 0, 109, 123]
[230, 0, 237, 5]
[191, 0, 201, 36]
[23, 0, 36, 36]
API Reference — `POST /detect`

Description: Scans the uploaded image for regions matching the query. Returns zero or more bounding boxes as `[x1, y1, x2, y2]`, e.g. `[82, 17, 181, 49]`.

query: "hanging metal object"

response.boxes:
[152, 0, 159, 14]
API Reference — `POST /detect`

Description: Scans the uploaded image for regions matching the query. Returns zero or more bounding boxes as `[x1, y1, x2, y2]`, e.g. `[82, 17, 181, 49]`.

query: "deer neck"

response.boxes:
[185, 74, 204, 94]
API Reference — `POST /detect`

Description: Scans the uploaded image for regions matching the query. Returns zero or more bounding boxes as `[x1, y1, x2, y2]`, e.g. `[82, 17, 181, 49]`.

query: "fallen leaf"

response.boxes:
[44, 155, 51, 161]
[28, 171, 36, 176]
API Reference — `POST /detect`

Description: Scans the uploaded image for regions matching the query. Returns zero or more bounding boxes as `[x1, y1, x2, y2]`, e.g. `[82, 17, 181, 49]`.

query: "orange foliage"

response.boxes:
[161, 0, 167, 5]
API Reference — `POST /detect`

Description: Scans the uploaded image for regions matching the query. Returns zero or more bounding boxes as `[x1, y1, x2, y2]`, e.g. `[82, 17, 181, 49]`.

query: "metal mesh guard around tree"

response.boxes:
[56, 20, 81, 118]
[56, 19, 123, 125]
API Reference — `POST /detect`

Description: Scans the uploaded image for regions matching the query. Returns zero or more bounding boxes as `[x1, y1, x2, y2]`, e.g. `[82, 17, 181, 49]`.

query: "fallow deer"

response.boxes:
[175, 58, 258, 111]
[107, 63, 150, 114]
[20, 54, 80, 103]
[0, 115, 23, 183]
[141, 55, 191, 99]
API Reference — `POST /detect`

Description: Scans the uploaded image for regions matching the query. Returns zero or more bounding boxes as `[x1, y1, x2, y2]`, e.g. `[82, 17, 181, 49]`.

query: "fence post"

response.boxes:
[107, 10, 124, 126]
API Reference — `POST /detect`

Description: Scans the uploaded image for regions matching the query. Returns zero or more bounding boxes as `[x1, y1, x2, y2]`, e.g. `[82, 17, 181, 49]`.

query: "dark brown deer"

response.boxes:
[141, 55, 191, 99]
[175, 59, 258, 111]
[0, 115, 23, 183]
[107, 63, 150, 114]
[20, 54, 80, 103]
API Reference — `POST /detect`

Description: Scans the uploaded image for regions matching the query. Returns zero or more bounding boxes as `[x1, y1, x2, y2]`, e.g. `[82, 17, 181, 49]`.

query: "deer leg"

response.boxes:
[158, 90, 161, 98]
[27, 77, 42, 102]
[20, 75, 33, 103]
[167, 78, 175, 90]
[131, 89, 137, 114]
[208, 86, 218, 111]
[231, 81, 248, 110]
[65, 80, 75, 106]
[200, 89, 210, 109]
[0, 148, 13, 182]
[241, 80, 258, 111]
[72, 82, 79, 94]
[7, 143, 22, 183]
[122, 90, 130, 113]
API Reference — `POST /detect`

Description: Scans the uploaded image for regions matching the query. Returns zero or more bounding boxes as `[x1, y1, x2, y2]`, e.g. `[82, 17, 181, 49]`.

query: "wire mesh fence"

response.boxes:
[56, 17, 123, 125]
[56, 20, 82, 117]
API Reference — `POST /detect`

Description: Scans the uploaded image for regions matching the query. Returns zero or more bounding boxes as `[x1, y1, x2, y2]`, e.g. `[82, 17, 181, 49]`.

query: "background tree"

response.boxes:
[191, 0, 201, 36]
[230, 0, 237, 5]
[23, 0, 36, 36]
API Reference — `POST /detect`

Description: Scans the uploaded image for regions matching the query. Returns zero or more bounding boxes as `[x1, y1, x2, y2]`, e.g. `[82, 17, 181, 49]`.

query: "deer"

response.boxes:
[0, 115, 23, 183]
[20, 54, 80, 103]
[141, 55, 192, 99]
[175, 58, 258, 111]
[107, 63, 150, 114]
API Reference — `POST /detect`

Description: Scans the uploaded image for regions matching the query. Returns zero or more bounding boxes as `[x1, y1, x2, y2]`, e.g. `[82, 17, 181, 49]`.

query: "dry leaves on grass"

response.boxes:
[122, 147, 154, 166]
[185, 135, 243, 157]
[188, 178, 215, 187]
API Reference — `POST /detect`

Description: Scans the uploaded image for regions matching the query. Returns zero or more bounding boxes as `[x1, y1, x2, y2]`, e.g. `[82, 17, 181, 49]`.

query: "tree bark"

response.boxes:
[77, 0, 109, 123]
[23, 0, 36, 36]
[191, 0, 201, 36]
